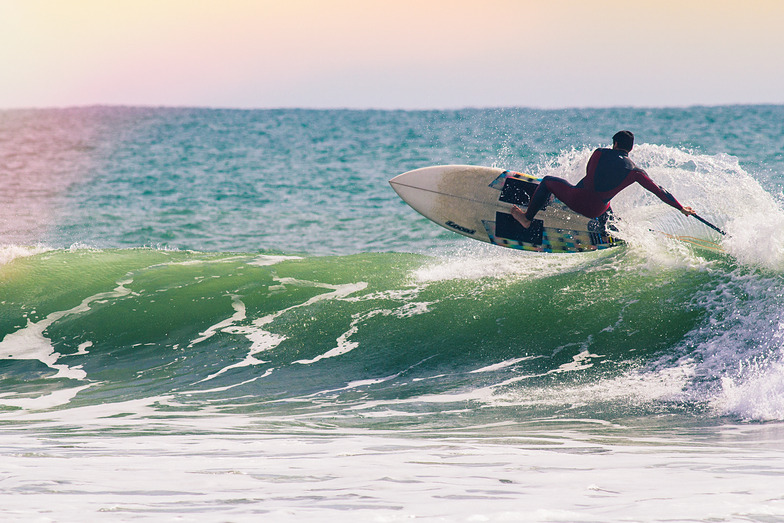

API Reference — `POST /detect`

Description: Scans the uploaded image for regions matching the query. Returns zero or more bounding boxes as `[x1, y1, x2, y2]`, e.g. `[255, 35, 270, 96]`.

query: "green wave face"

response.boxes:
[3, 245, 767, 425]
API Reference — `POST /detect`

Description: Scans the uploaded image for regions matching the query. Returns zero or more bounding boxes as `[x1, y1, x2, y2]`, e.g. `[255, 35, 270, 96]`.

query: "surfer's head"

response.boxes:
[612, 130, 634, 152]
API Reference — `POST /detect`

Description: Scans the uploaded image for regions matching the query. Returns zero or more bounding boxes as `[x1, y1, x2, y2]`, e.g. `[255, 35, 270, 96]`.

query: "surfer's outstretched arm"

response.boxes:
[633, 170, 695, 216]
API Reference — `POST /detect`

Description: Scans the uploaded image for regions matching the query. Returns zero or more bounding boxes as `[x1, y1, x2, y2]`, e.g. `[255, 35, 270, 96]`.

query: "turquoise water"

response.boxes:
[2, 106, 784, 521]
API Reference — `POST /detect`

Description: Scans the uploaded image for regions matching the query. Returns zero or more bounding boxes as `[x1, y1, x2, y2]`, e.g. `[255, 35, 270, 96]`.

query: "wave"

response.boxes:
[0, 238, 782, 423]
[1, 142, 782, 422]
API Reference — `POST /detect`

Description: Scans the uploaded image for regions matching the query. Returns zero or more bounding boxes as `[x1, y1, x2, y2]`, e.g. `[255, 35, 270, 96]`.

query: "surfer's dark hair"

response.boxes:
[612, 130, 634, 152]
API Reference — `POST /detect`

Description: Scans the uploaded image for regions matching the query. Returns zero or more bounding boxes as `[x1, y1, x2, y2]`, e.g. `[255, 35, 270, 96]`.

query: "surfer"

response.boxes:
[511, 130, 696, 228]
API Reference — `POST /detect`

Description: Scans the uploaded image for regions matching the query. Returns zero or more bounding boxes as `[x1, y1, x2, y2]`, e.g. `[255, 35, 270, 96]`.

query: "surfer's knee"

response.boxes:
[542, 175, 569, 189]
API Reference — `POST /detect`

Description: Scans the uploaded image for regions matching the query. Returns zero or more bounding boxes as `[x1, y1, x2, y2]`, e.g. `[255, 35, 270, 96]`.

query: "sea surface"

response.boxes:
[1, 105, 784, 522]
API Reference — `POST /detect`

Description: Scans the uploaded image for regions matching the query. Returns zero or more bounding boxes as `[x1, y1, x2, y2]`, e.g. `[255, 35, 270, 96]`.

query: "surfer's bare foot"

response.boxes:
[511, 205, 532, 228]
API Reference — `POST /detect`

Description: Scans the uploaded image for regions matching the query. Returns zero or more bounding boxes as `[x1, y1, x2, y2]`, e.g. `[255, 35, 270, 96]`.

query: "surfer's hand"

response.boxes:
[680, 206, 697, 216]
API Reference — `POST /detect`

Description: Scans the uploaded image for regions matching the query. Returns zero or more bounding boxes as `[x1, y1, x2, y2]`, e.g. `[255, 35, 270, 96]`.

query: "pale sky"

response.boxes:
[2, 0, 783, 110]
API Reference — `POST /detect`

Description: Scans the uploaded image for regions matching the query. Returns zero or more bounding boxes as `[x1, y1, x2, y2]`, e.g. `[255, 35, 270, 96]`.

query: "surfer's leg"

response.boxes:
[512, 176, 572, 228]
[511, 205, 532, 228]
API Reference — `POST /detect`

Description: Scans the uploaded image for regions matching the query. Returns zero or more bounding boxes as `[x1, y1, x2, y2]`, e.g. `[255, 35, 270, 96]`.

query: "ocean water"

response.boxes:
[2, 105, 784, 521]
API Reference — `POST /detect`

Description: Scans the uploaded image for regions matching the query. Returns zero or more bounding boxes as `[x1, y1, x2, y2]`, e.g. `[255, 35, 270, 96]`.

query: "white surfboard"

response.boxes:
[389, 165, 621, 253]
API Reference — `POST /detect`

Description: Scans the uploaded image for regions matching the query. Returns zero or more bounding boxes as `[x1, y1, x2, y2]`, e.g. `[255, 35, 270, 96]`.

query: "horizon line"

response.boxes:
[2, 101, 783, 113]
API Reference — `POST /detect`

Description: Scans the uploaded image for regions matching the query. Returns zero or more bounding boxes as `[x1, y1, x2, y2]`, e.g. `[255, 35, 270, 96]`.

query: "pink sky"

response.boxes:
[2, 0, 783, 109]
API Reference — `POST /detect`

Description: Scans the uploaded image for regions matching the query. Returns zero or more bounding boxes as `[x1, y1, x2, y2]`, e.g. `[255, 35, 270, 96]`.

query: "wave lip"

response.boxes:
[0, 244, 50, 266]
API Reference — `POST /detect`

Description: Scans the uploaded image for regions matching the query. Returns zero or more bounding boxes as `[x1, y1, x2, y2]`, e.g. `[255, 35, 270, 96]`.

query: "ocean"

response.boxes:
[1, 105, 784, 522]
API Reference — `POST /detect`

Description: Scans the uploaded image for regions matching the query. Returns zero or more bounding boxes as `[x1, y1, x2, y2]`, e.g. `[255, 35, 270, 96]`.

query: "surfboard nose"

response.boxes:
[388, 167, 443, 217]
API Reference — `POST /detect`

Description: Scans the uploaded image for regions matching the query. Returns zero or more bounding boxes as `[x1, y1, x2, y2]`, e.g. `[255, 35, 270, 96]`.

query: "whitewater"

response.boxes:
[1, 105, 784, 522]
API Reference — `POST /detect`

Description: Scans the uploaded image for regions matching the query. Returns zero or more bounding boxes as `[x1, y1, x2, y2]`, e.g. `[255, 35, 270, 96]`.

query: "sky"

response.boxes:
[1, 0, 784, 110]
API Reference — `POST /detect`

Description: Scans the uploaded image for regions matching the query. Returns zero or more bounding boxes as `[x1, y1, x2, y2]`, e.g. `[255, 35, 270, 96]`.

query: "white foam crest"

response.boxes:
[414, 242, 606, 283]
[0, 244, 49, 266]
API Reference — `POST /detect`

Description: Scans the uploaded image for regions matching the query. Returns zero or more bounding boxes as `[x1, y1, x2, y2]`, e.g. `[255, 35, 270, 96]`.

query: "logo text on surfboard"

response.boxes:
[445, 220, 476, 235]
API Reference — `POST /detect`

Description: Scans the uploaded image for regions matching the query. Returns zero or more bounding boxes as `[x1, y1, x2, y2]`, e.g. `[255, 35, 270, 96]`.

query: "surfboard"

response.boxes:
[389, 165, 621, 253]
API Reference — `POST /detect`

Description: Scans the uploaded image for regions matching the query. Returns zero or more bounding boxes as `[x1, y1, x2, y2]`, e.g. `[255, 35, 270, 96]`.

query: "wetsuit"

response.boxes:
[524, 148, 685, 221]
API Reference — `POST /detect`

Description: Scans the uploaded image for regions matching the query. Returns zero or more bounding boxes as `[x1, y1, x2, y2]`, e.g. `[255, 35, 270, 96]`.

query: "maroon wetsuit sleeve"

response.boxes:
[633, 170, 684, 211]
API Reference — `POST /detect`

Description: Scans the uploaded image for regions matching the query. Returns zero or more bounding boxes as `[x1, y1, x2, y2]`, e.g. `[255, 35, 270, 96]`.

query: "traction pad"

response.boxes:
[494, 212, 544, 245]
